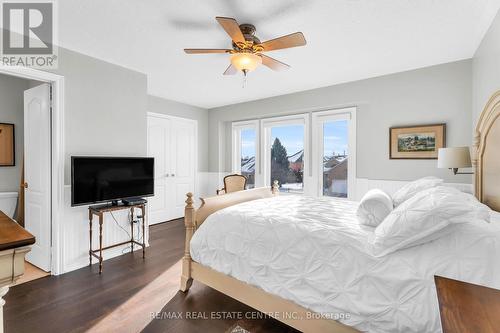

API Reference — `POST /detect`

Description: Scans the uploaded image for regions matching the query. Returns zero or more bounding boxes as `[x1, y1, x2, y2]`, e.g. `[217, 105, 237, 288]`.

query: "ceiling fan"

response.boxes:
[184, 17, 306, 77]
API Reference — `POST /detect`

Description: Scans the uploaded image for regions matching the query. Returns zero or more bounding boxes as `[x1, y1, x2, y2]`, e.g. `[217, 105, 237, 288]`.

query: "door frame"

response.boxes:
[146, 112, 198, 222]
[0, 65, 65, 275]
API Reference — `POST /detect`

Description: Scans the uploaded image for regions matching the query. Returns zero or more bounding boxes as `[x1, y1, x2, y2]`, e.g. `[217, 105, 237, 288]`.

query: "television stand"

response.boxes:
[88, 202, 146, 274]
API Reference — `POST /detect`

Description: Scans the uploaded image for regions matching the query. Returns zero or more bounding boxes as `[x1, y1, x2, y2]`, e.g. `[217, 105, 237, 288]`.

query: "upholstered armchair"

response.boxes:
[217, 174, 247, 195]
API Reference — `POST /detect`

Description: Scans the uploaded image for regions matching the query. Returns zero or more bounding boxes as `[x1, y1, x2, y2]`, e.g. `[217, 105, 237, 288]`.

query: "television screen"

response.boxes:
[71, 156, 154, 206]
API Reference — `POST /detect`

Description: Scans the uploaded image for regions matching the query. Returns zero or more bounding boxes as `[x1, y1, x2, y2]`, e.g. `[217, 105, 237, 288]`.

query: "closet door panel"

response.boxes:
[147, 117, 172, 224]
[170, 119, 196, 219]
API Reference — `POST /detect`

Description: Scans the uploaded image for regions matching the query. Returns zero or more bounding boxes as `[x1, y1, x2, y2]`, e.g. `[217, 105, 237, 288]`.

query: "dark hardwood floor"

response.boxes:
[144, 282, 299, 333]
[5, 219, 185, 333]
[6, 217, 297, 333]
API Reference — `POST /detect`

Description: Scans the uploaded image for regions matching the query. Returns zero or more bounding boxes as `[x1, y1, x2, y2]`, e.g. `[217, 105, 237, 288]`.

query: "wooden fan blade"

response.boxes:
[184, 49, 231, 54]
[223, 64, 237, 75]
[260, 32, 306, 52]
[215, 17, 245, 44]
[260, 54, 290, 71]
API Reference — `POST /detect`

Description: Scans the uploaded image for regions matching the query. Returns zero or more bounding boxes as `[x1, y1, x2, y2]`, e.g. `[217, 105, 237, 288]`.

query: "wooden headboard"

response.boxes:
[473, 90, 500, 212]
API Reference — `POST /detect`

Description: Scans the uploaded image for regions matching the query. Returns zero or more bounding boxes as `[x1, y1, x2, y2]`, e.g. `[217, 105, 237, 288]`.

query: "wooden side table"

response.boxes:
[0, 210, 35, 333]
[88, 203, 146, 274]
[435, 275, 500, 333]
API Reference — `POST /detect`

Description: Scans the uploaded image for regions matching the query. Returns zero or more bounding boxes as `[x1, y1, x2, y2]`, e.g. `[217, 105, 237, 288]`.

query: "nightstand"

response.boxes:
[435, 275, 500, 333]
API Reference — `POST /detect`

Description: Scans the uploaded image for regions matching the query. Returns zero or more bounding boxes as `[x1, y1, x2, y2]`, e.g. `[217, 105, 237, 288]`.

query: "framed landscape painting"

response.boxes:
[389, 124, 446, 159]
[0, 123, 15, 166]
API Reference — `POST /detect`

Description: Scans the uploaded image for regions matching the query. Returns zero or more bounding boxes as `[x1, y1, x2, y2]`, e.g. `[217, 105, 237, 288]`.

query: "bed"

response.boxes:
[179, 90, 500, 332]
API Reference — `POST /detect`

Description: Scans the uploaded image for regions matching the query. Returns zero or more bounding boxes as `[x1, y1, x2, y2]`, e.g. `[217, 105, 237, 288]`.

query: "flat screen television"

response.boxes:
[71, 156, 154, 206]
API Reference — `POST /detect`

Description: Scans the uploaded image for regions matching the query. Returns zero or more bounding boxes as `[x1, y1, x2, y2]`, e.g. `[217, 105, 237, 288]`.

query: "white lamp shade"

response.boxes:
[230, 53, 262, 72]
[437, 147, 472, 169]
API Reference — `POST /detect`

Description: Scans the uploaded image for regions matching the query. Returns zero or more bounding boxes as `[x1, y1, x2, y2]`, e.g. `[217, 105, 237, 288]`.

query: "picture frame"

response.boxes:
[0, 123, 15, 166]
[389, 123, 446, 159]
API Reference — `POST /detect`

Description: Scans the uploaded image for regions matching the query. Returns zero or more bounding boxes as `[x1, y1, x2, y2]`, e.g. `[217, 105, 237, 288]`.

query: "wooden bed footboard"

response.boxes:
[179, 184, 358, 333]
[180, 185, 278, 291]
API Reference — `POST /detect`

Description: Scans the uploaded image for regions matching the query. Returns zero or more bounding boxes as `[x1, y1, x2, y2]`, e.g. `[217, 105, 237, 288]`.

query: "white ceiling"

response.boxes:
[59, 0, 500, 109]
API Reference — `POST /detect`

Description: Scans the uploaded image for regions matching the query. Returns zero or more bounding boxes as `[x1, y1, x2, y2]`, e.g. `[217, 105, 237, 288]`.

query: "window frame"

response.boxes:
[230, 107, 356, 197]
[311, 107, 357, 199]
[231, 120, 260, 186]
[261, 114, 309, 192]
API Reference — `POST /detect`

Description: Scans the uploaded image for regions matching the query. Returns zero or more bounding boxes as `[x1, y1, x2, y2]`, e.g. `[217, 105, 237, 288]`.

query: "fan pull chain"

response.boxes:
[242, 69, 248, 88]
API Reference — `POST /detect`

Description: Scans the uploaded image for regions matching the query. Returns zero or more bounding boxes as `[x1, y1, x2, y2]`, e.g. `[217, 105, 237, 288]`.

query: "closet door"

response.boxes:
[147, 114, 197, 224]
[147, 116, 172, 224]
[169, 118, 196, 218]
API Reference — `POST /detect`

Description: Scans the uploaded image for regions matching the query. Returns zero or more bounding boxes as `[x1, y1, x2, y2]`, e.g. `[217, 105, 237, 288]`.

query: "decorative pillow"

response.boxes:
[357, 189, 393, 227]
[491, 211, 500, 224]
[369, 186, 490, 257]
[392, 176, 443, 207]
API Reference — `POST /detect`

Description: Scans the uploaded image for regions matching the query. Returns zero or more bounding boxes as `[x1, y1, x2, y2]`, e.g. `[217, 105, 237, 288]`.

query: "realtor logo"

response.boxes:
[1, 0, 57, 68]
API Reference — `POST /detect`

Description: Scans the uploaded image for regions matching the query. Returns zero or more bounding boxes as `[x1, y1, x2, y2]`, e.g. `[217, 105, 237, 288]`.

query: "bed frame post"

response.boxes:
[472, 131, 480, 200]
[272, 180, 280, 195]
[180, 192, 195, 292]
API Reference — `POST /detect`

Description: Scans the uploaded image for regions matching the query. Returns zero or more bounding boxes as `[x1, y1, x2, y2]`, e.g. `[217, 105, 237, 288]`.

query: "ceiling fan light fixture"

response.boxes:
[230, 52, 262, 72]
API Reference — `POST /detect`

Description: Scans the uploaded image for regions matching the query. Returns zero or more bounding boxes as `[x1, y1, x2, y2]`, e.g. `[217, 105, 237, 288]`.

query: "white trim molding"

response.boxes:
[231, 119, 260, 176]
[229, 107, 356, 198]
[261, 113, 310, 192]
[0, 65, 65, 275]
[312, 107, 357, 199]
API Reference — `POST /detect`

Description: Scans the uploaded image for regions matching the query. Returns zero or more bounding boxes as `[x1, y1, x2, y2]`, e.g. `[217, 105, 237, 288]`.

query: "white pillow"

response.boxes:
[392, 176, 443, 207]
[357, 189, 393, 227]
[491, 211, 500, 224]
[369, 186, 490, 257]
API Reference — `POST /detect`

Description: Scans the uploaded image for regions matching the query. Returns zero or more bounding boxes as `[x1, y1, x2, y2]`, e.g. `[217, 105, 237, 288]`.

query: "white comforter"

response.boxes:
[190, 195, 500, 332]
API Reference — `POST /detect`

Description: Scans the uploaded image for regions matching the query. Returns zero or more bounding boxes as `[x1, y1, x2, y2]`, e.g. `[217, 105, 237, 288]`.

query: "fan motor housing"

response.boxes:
[232, 24, 261, 49]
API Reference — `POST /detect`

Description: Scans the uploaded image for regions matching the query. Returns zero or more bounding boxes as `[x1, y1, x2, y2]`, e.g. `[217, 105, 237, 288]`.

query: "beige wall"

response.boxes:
[50, 47, 149, 184]
[0, 74, 30, 192]
[473, 9, 500, 129]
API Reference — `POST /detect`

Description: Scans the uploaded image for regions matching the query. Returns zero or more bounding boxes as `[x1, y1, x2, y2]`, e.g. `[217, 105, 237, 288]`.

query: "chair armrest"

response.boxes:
[216, 188, 226, 195]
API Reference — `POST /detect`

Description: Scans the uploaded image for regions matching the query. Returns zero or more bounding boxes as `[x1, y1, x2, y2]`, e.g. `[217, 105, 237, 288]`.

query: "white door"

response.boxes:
[147, 115, 196, 224]
[24, 84, 51, 272]
[147, 116, 172, 224]
[170, 119, 196, 218]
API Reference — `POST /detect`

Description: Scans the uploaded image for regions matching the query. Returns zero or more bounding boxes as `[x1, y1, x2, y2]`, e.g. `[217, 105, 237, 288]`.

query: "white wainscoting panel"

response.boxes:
[196, 172, 230, 201]
[63, 173, 227, 273]
[62, 186, 147, 273]
[61, 177, 472, 272]
[355, 178, 473, 201]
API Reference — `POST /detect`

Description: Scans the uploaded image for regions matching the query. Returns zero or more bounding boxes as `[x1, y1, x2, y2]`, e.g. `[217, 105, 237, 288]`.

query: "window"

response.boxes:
[231, 108, 355, 197]
[270, 125, 304, 193]
[312, 108, 356, 199]
[240, 128, 256, 188]
[262, 115, 308, 194]
[232, 121, 258, 189]
[322, 120, 348, 197]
